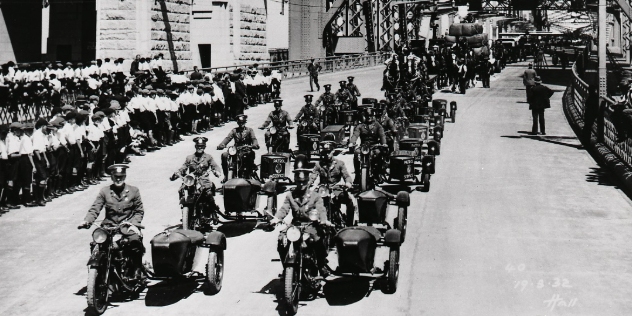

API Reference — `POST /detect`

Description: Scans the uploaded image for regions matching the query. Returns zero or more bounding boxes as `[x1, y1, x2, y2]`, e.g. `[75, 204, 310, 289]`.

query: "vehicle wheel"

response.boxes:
[205, 250, 224, 295]
[396, 206, 407, 243]
[451, 109, 456, 123]
[87, 266, 109, 315]
[284, 266, 300, 315]
[182, 206, 193, 230]
[421, 173, 430, 192]
[227, 169, 234, 181]
[440, 115, 445, 126]
[345, 204, 355, 227]
[382, 247, 400, 294]
[361, 168, 368, 192]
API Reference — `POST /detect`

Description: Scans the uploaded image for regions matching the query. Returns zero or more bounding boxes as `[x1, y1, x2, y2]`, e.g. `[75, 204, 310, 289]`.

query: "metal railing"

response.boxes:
[185, 52, 389, 79]
[568, 60, 632, 169]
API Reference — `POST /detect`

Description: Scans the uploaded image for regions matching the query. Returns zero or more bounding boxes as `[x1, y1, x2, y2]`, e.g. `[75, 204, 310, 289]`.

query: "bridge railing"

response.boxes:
[188, 52, 389, 79]
[568, 60, 632, 169]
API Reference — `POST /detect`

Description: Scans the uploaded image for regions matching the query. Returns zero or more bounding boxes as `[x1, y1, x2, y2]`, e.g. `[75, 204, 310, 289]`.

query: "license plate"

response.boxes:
[273, 159, 285, 164]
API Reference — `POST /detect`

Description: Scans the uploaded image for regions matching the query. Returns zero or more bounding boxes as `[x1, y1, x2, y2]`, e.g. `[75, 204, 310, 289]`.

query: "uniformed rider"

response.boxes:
[346, 107, 387, 184]
[259, 99, 293, 152]
[376, 108, 399, 152]
[345, 76, 361, 110]
[270, 169, 331, 277]
[295, 94, 320, 135]
[315, 84, 335, 107]
[335, 80, 353, 109]
[170, 137, 222, 219]
[78, 164, 145, 277]
[217, 114, 260, 182]
[308, 141, 355, 223]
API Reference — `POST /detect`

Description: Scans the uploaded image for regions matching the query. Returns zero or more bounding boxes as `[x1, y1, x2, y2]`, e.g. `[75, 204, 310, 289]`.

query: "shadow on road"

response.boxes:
[323, 277, 371, 306]
[145, 279, 199, 307]
[255, 278, 294, 316]
[501, 134, 583, 149]
[586, 167, 620, 188]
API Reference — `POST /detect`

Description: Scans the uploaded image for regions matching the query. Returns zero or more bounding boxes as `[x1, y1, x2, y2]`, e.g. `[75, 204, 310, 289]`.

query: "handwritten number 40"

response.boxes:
[505, 263, 526, 272]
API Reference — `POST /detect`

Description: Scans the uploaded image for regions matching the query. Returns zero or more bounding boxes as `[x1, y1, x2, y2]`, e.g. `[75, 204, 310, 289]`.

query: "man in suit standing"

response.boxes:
[233, 73, 247, 118]
[307, 59, 322, 92]
[529, 76, 554, 135]
[523, 62, 537, 103]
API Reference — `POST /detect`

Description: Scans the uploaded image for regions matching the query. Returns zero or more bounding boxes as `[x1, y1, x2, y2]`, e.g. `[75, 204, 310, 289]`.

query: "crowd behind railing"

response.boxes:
[0, 52, 385, 212]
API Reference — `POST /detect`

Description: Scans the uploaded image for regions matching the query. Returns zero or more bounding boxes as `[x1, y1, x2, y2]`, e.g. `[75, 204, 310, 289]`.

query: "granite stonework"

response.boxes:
[97, 0, 192, 70]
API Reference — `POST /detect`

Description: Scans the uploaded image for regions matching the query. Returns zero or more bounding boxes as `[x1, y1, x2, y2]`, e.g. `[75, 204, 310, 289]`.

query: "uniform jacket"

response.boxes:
[307, 63, 322, 76]
[346, 83, 361, 99]
[275, 189, 327, 223]
[309, 159, 352, 186]
[219, 126, 260, 148]
[350, 121, 387, 145]
[295, 104, 319, 121]
[315, 92, 335, 106]
[380, 117, 398, 135]
[335, 89, 353, 104]
[262, 110, 292, 128]
[85, 184, 144, 226]
[234, 80, 247, 101]
[529, 84, 554, 110]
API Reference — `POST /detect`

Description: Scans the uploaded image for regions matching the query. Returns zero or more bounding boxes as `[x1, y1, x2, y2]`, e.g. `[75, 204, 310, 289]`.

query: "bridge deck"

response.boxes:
[0, 64, 631, 315]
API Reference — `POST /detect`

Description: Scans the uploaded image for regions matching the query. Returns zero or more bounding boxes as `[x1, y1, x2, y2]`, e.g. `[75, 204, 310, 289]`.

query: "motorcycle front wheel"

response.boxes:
[284, 266, 300, 315]
[182, 206, 193, 230]
[396, 206, 407, 243]
[360, 168, 368, 192]
[382, 247, 400, 294]
[205, 250, 224, 295]
[87, 266, 110, 315]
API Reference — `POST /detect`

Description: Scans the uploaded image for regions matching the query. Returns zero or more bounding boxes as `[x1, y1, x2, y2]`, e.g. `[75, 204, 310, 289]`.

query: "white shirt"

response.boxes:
[19, 135, 34, 155]
[48, 133, 61, 150]
[6, 133, 20, 154]
[87, 124, 104, 142]
[31, 129, 47, 153]
[56, 128, 68, 147]
[0, 139, 7, 160]
[212, 83, 225, 104]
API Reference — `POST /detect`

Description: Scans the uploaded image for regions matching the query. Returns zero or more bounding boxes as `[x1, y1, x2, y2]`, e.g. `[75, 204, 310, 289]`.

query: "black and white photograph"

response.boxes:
[0, 0, 627, 315]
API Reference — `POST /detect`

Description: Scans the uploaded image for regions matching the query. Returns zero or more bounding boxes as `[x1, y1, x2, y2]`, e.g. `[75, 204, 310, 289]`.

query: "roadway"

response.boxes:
[1, 63, 631, 316]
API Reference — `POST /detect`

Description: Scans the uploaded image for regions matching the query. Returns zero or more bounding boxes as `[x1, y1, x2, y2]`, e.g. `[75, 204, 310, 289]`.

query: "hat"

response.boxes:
[22, 122, 34, 130]
[91, 60, 97, 64]
[156, 89, 164, 94]
[89, 95, 99, 101]
[534, 76, 542, 83]
[56, 63, 63, 68]
[273, 99, 283, 107]
[339, 80, 346, 85]
[77, 62, 83, 67]
[347, 76, 354, 81]
[141, 89, 150, 94]
[9, 122, 22, 129]
[304, 94, 313, 101]
[78, 109, 90, 116]
[110, 103, 121, 110]
[102, 108, 115, 116]
[65, 112, 77, 120]
[65, 62, 73, 66]
[187, 85, 195, 89]
[293, 168, 311, 183]
[236, 114, 248, 123]
[196, 89, 203, 94]
[35, 118, 49, 129]
[61, 104, 74, 111]
[107, 164, 129, 176]
[194, 137, 208, 146]
[50, 117, 66, 127]
[323, 84, 332, 89]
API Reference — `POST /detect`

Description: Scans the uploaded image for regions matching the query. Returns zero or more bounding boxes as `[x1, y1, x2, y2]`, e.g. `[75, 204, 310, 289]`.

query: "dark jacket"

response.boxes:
[85, 184, 144, 226]
[529, 84, 554, 110]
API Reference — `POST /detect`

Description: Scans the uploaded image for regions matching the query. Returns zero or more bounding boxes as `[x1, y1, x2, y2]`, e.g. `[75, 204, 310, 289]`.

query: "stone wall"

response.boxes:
[97, 0, 192, 71]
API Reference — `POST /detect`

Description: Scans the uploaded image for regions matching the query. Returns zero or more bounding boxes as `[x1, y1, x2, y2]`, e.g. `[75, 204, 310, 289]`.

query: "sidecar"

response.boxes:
[320, 125, 346, 147]
[149, 228, 226, 294]
[388, 137, 434, 191]
[260, 152, 292, 182]
[328, 189, 409, 294]
[339, 110, 357, 137]
[297, 134, 321, 162]
[220, 178, 276, 220]
[432, 99, 448, 126]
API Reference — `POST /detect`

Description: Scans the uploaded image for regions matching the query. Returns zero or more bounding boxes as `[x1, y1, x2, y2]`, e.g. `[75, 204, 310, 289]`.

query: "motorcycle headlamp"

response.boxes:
[228, 146, 237, 156]
[361, 145, 370, 155]
[302, 232, 311, 241]
[308, 210, 319, 222]
[183, 174, 195, 186]
[319, 105, 326, 113]
[270, 126, 277, 135]
[301, 121, 307, 127]
[286, 226, 301, 242]
[92, 228, 108, 244]
[435, 130, 442, 138]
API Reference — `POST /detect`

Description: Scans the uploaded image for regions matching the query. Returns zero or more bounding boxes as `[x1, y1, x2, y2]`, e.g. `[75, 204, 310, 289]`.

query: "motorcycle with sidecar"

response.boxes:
[224, 145, 260, 181]
[353, 143, 389, 192]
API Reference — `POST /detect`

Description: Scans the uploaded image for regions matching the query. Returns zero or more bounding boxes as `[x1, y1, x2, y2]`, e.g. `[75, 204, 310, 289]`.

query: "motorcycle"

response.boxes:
[354, 143, 388, 192]
[79, 223, 146, 315]
[317, 184, 354, 230]
[296, 117, 320, 137]
[176, 167, 220, 230]
[318, 103, 339, 129]
[225, 145, 260, 181]
[265, 125, 293, 154]
[279, 214, 331, 315]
